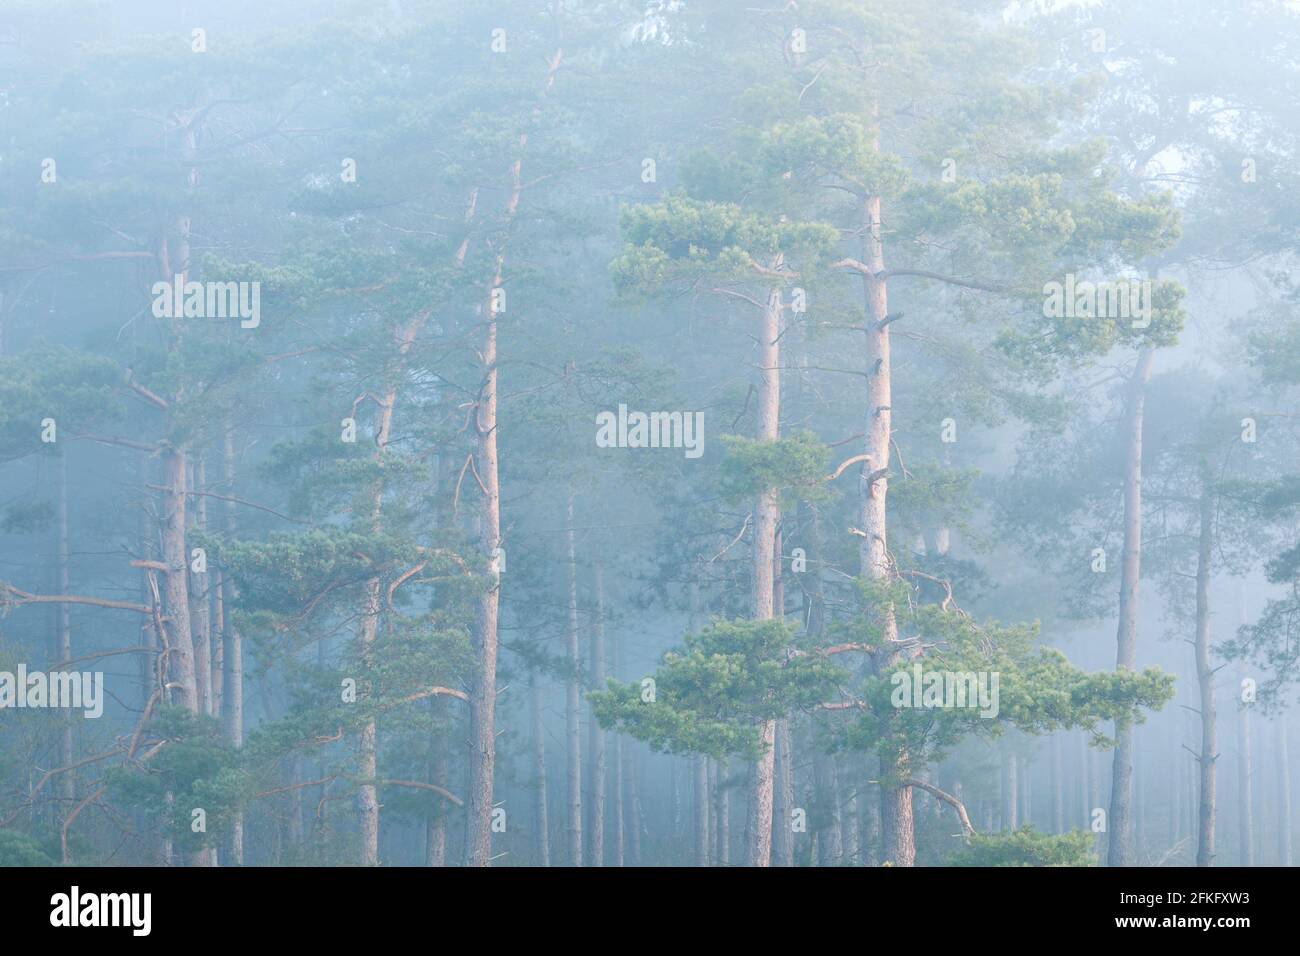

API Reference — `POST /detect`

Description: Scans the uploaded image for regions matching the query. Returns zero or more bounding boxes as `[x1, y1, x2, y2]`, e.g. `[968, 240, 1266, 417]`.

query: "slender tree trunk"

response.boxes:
[1052, 735, 1064, 833]
[708, 758, 720, 865]
[161, 446, 198, 714]
[1239, 695, 1254, 866]
[743, 284, 783, 867]
[814, 743, 843, 865]
[219, 418, 244, 865]
[588, 564, 607, 866]
[773, 719, 794, 866]
[840, 755, 860, 865]
[713, 759, 730, 866]
[1107, 346, 1155, 867]
[1175, 717, 1185, 842]
[426, 729, 447, 867]
[1277, 718, 1292, 866]
[676, 759, 686, 858]
[188, 457, 213, 718]
[564, 493, 583, 865]
[1022, 758, 1033, 829]
[858, 191, 911, 865]
[1194, 472, 1217, 867]
[610, 621, 624, 867]
[628, 746, 643, 865]
[530, 675, 550, 867]
[1002, 748, 1019, 830]
[1078, 732, 1089, 834]
[694, 756, 710, 866]
[358, 385, 396, 867]
[465, 259, 503, 868]
[138, 455, 159, 703]
[160, 201, 199, 722]
[464, 47, 561, 869]
[772, 523, 794, 867]
[55, 447, 74, 816]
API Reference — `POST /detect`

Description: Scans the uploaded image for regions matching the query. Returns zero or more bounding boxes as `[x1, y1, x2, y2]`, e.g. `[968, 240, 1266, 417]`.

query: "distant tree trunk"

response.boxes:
[863, 768, 880, 866]
[1107, 346, 1155, 867]
[773, 720, 794, 866]
[694, 756, 710, 866]
[219, 418, 244, 865]
[1175, 717, 1185, 842]
[426, 729, 447, 867]
[610, 622, 624, 867]
[287, 754, 304, 851]
[841, 755, 860, 865]
[627, 746, 643, 865]
[1021, 758, 1033, 829]
[564, 492, 583, 866]
[714, 759, 730, 866]
[772, 519, 794, 867]
[1239, 697, 1254, 866]
[676, 754, 686, 853]
[1052, 735, 1064, 833]
[801, 500, 826, 639]
[530, 675, 550, 867]
[55, 447, 74, 816]
[1277, 718, 1292, 867]
[1002, 749, 1019, 830]
[1079, 732, 1090, 832]
[138, 455, 159, 703]
[587, 564, 607, 866]
[188, 456, 213, 718]
[1194, 472, 1217, 867]
[814, 744, 842, 866]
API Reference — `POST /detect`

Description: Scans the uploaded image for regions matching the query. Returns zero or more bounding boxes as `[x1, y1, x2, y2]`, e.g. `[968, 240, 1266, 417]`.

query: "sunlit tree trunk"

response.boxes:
[743, 285, 782, 867]
[464, 47, 562, 869]
[858, 191, 910, 865]
[1107, 346, 1155, 867]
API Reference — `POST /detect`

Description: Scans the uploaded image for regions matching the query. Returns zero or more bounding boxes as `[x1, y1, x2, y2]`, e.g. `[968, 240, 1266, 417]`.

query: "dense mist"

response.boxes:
[0, 0, 1298, 874]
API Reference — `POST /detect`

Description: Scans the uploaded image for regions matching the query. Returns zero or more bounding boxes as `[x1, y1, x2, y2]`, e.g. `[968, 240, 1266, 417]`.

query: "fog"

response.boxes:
[0, 0, 1297, 870]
